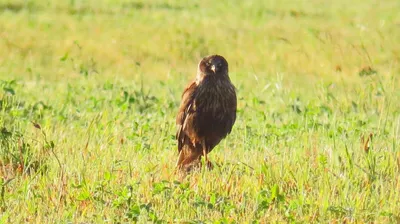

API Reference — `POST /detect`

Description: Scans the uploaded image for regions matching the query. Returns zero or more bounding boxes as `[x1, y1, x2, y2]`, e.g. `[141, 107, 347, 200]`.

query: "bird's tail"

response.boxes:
[176, 144, 202, 171]
[175, 150, 185, 168]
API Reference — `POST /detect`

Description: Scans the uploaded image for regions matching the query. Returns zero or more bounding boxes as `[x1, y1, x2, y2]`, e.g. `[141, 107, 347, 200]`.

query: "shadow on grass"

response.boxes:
[0, 2, 36, 13]
[0, 1, 196, 16]
[122, 2, 187, 11]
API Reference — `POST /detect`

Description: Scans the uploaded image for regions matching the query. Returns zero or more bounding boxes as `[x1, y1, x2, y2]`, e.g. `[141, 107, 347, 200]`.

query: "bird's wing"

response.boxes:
[176, 81, 197, 152]
[227, 90, 237, 134]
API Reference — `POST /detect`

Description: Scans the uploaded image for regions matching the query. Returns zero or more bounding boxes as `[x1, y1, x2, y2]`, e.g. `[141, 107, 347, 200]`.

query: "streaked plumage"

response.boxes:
[175, 55, 237, 171]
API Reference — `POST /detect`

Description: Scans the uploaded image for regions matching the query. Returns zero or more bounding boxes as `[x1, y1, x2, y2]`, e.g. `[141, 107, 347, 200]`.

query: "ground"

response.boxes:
[0, 0, 399, 223]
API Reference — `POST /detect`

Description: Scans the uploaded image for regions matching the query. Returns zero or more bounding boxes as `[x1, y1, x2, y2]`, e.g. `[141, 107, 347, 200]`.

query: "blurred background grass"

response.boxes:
[2, 0, 399, 83]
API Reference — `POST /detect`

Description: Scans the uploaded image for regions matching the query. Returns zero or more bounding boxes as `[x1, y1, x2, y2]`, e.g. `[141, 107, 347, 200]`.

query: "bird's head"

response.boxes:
[197, 55, 229, 81]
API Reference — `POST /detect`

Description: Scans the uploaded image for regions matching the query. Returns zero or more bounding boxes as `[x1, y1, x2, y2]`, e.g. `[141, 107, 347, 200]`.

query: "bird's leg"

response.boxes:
[201, 139, 208, 165]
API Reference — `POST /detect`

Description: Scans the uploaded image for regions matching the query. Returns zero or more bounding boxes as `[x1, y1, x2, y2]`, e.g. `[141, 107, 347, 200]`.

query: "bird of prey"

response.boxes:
[175, 55, 237, 172]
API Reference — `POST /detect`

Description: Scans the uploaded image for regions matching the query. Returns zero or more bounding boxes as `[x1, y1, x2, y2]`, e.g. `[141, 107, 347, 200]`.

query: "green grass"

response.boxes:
[1, 0, 400, 222]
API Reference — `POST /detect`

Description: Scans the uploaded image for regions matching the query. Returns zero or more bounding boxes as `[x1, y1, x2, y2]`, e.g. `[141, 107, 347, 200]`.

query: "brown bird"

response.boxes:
[175, 55, 237, 172]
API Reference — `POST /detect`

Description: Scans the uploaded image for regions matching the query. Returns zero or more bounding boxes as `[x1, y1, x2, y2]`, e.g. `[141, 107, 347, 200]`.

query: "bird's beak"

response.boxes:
[211, 65, 216, 73]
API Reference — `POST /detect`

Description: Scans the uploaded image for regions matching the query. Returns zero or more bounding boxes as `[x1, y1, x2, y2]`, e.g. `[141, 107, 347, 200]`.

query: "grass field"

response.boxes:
[1, 0, 400, 223]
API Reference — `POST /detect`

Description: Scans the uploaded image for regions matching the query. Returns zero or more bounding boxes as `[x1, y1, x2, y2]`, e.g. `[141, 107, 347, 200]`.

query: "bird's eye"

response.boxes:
[206, 62, 210, 66]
